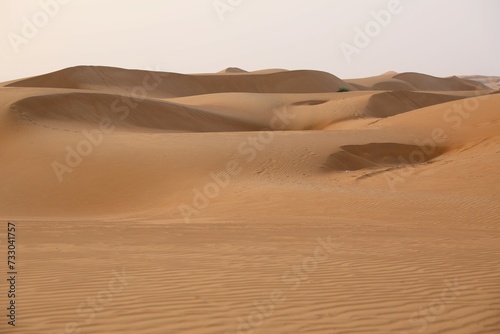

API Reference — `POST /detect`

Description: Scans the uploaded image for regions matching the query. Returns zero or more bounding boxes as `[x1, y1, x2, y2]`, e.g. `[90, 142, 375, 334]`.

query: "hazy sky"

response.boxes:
[1, 0, 498, 82]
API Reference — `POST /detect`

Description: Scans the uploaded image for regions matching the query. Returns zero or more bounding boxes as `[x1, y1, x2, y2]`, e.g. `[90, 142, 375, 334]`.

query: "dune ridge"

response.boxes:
[6, 65, 356, 97]
[347, 71, 492, 92]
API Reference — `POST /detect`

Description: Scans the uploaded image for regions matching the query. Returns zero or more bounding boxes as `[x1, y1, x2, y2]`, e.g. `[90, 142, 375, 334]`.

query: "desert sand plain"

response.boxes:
[0, 66, 499, 333]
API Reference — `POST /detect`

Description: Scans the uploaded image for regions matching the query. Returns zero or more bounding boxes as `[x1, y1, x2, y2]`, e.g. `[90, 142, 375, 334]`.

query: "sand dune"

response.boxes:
[394, 72, 490, 91]
[363, 90, 465, 117]
[461, 75, 500, 90]
[6, 65, 356, 97]
[1, 67, 499, 334]
[218, 67, 248, 73]
[345, 72, 412, 90]
[9, 91, 262, 132]
[347, 71, 492, 92]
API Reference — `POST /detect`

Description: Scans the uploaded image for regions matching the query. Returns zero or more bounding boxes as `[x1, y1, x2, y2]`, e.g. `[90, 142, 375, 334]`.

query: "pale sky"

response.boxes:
[1, 0, 498, 82]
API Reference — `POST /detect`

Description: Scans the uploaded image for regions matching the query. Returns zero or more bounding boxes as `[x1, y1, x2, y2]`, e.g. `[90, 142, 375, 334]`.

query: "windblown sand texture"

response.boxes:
[1, 67, 499, 333]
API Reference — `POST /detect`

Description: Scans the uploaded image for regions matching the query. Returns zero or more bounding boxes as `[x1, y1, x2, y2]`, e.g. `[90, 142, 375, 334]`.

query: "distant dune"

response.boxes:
[347, 71, 491, 91]
[460, 75, 500, 90]
[218, 67, 248, 73]
[1, 67, 499, 334]
[6, 65, 356, 97]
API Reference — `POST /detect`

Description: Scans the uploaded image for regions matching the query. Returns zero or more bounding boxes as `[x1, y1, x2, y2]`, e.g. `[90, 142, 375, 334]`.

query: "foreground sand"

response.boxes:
[1, 67, 499, 333]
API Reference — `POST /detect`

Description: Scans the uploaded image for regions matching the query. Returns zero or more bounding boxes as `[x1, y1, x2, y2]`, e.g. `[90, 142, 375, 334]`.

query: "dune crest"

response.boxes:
[394, 72, 490, 91]
[7, 65, 356, 97]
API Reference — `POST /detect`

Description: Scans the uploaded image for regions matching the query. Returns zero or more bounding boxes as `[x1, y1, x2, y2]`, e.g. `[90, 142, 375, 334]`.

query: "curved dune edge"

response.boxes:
[6, 65, 356, 97]
[363, 91, 464, 118]
[9, 92, 263, 133]
[6, 89, 473, 133]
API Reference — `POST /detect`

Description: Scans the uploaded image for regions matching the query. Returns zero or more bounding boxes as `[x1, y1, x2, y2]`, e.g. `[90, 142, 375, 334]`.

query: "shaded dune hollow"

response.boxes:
[291, 99, 329, 106]
[324, 143, 445, 171]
